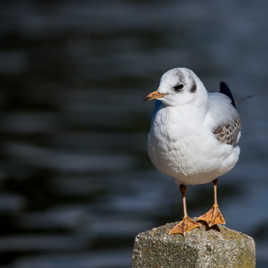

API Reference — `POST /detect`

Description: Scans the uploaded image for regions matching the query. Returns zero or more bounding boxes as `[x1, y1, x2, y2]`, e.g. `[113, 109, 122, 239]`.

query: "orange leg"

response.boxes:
[169, 184, 200, 236]
[198, 179, 225, 227]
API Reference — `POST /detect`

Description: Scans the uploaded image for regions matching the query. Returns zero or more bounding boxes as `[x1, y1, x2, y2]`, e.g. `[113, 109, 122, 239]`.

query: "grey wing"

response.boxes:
[206, 92, 241, 146]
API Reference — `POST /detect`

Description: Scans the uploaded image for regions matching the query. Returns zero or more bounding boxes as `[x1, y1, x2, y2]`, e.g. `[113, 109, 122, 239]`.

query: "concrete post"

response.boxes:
[132, 222, 255, 268]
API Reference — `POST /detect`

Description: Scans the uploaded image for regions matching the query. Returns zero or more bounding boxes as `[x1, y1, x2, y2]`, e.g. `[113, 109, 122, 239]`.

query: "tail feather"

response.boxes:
[219, 81, 237, 108]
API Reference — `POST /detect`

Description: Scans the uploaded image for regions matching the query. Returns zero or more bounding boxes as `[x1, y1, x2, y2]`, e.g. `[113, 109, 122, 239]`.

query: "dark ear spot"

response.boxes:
[190, 82, 196, 93]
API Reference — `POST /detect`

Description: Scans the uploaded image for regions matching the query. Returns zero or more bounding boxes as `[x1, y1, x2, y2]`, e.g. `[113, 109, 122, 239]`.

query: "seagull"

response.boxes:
[145, 68, 241, 235]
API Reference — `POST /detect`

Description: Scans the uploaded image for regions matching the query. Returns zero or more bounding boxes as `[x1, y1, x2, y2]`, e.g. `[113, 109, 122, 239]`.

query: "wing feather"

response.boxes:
[213, 118, 241, 145]
[205, 92, 241, 146]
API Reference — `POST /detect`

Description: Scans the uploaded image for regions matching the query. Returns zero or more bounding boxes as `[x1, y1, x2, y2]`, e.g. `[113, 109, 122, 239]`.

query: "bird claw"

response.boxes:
[169, 217, 200, 236]
[198, 204, 225, 227]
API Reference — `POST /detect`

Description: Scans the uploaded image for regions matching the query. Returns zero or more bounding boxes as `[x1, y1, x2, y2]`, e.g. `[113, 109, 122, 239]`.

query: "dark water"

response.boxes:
[0, 0, 268, 267]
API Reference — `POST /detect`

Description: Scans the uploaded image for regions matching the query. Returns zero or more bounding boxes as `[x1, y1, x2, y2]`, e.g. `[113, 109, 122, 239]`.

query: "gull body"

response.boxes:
[146, 67, 241, 234]
[147, 68, 240, 186]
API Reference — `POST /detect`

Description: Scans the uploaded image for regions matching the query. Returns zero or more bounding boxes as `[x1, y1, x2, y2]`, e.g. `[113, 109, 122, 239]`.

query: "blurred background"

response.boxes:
[0, 0, 267, 267]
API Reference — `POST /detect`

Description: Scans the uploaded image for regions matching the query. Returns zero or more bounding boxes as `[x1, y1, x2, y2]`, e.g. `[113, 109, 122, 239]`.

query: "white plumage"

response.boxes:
[147, 67, 241, 186]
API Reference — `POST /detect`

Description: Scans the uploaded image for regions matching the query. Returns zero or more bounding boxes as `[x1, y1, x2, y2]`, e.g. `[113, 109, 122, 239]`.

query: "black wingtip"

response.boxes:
[219, 81, 237, 108]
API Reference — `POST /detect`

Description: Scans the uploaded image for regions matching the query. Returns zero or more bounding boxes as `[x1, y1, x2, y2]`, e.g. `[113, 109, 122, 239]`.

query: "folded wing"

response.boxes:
[205, 82, 241, 146]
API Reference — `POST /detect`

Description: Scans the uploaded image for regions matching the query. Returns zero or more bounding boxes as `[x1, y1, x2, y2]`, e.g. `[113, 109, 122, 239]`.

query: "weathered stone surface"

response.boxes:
[132, 222, 255, 268]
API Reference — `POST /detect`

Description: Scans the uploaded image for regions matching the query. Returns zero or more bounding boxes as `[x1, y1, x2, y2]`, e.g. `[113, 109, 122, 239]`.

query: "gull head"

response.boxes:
[145, 67, 207, 106]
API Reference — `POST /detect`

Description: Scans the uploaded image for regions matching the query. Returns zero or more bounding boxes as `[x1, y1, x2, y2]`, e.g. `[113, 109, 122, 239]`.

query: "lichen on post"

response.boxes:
[132, 222, 255, 268]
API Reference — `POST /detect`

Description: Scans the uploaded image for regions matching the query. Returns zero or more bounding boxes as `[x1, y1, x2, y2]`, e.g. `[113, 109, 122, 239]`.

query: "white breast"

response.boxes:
[147, 105, 240, 185]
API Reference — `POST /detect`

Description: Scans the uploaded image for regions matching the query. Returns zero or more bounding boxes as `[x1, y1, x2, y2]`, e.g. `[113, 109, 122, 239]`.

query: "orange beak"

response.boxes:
[144, 90, 167, 101]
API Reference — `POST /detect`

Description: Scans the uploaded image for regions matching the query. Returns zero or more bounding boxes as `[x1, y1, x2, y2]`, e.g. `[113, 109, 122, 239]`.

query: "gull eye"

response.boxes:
[173, 84, 184, 92]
